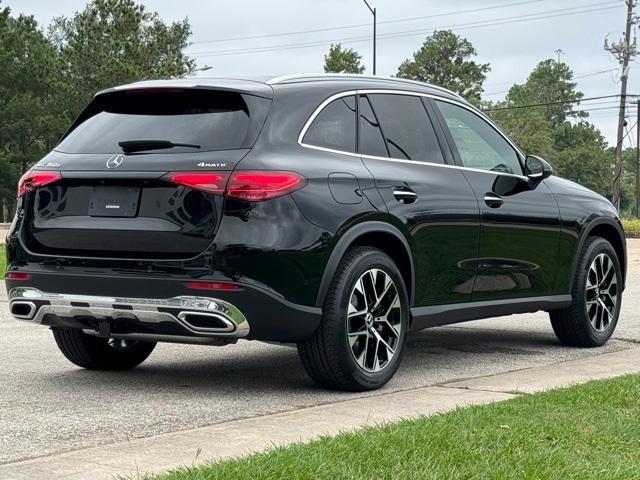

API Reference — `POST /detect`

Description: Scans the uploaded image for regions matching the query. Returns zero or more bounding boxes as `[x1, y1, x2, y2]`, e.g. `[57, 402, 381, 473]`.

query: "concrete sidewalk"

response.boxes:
[1, 346, 638, 480]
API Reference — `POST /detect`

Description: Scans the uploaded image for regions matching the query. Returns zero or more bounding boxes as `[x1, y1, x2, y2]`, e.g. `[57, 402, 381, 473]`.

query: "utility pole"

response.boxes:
[605, 0, 638, 212]
[363, 0, 376, 75]
[636, 99, 640, 217]
[554, 48, 565, 63]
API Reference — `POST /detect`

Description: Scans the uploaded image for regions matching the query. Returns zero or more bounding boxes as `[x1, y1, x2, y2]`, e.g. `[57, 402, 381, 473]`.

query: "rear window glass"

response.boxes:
[56, 90, 271, 154]
[303, 95, 356, 153]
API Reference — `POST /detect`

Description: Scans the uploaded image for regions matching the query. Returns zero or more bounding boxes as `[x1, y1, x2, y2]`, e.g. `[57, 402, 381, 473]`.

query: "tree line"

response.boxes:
[0, 0, 194, 221]
[1, 0, 637, 222]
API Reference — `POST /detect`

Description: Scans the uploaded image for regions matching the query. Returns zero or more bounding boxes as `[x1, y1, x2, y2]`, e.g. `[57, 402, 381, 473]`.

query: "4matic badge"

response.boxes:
[35, 162, 61, 168]
[197, 162, 226, 168]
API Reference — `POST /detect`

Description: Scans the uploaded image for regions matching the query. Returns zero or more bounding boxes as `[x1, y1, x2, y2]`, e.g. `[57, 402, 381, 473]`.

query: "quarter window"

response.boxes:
[358, 95, 388, 157]
[303, 95, 356, 153]
[435, 100, 522, 175]
[368, 94, 444, 163]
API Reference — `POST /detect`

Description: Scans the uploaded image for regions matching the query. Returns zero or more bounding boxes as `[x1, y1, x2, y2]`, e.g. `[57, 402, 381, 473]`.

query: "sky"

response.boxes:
[10, 0, 639, 149]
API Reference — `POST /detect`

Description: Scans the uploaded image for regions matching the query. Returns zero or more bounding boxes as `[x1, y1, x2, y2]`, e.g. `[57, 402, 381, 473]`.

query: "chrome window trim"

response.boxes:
[298, 89, 528, 181]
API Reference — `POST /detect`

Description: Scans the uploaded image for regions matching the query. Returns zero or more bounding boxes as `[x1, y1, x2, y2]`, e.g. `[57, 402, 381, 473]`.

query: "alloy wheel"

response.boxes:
[585, 253, 618, 332]
[346, 268, 403, 373]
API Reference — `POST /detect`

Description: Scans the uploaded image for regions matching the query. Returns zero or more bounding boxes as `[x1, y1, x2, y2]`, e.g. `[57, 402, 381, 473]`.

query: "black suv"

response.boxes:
[5, 74, 626, 391]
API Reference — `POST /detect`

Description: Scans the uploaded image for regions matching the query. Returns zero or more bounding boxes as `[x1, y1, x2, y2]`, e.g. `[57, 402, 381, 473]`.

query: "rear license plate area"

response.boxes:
[88, 186, 141, 217]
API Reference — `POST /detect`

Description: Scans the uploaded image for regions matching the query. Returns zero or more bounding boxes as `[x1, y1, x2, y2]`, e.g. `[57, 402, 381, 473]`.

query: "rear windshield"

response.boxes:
[56, 89, 271, 154]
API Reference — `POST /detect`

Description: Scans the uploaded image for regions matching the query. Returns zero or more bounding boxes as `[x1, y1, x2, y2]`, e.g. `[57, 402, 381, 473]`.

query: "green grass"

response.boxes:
[622, 218, 640, 236]
[0, 247, 5, 278]
[151, 375, 640, 480]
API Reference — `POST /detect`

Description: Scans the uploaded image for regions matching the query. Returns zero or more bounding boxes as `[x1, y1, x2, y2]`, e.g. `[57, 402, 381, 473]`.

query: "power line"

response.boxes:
[482, 94, 634, 112]
[189, 2, 622, 58]
[189, 0, 548, 45]
[483, 67, 623, 92]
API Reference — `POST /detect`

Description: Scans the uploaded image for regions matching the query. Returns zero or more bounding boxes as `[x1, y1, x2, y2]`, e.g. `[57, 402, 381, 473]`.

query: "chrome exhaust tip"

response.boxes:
[10, 301, 37, 320]
[177, 311, 237, 334]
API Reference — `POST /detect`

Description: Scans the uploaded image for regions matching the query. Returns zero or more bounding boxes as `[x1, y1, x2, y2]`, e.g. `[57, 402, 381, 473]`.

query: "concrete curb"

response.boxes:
[1, 345, 638, 480]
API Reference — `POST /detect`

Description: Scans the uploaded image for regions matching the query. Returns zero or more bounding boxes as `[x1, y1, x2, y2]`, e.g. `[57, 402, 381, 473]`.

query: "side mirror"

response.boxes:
[524, 155, 553, 181]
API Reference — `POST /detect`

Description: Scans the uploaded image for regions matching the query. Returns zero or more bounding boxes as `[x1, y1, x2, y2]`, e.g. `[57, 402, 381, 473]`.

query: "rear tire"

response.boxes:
[550, 237, 622, 347]
[298, 247, 409, 391]
[52, 328, 156, 370]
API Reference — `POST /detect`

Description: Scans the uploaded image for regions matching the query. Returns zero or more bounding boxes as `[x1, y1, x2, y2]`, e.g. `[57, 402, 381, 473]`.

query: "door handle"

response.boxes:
[393, 189, 418, 204]
[484, 193, 504, 208]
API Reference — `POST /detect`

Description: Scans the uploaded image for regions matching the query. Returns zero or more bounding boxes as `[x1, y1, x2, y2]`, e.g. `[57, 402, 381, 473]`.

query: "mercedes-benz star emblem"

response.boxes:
[106, 154, 124, 169]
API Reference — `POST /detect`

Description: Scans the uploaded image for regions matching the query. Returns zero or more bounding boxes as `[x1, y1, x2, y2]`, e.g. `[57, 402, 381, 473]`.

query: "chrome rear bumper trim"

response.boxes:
[8, 287, 250, 338]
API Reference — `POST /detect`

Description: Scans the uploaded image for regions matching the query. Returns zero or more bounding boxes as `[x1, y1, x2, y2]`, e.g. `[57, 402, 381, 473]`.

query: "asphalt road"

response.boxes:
[1, 242, 639, 465]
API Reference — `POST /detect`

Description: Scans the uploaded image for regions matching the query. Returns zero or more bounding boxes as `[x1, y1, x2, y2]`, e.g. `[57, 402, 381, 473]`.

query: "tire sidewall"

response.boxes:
[330, 250, 410, 390]
[575, 238, 622, 344]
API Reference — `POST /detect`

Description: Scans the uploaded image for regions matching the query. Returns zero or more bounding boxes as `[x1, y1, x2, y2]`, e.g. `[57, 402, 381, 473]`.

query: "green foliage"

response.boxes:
[323, 43, 365, 74]
[0, 247, 5, 278]
[487, 61, 620, 203]
[49, 0, 195, 116]
[551, 122, 611, 196]
[0, 0, 195, 221]
[150, 374, 640, 480]
[397, 30, 490, 102]
[0, 3, 64, 216]
[553, 144, 610, 196]
[486, 103, 554, 160]
[621, 218, 640, 235]
[506, 59, 585, 129]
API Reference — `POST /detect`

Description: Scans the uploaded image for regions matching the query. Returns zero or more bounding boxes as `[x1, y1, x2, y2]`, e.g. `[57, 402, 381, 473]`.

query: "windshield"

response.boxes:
[56, 89, 271, 154]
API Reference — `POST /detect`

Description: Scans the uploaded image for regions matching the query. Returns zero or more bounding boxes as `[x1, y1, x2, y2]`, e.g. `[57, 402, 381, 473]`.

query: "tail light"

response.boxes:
[164, 172, 227, 194]
[164, 171, 305, 201]
[226, 171, 305, 201]
[17, 171, 61, 197]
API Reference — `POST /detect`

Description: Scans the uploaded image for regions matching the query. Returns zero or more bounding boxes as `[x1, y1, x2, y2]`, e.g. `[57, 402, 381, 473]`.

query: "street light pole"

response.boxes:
[363, 0, 376, 75]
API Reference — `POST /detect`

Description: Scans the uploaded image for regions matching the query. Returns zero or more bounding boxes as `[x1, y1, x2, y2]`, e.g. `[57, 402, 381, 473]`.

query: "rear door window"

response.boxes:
[56, 90, 271, 154]
[303, 95, 356, 153]
[368, 94, 445, 164]
[358, 95, 388, 157]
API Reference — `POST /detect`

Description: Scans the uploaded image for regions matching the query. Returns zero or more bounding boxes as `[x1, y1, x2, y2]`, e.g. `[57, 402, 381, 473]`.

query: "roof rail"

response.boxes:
[267, 73, 463, 99]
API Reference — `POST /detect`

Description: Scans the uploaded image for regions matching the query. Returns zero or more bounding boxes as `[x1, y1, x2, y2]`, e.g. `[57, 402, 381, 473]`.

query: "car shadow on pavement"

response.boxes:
[45, 325, 569, 395]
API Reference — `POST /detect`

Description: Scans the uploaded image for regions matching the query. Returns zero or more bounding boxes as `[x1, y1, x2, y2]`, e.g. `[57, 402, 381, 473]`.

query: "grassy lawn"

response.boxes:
[0, 247, 5, 278]
[622, 218, 640, 237]
[151, 374, 640, 480]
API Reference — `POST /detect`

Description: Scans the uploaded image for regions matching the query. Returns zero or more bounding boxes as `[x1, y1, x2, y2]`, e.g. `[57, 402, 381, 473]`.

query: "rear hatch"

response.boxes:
[20, 86, 271, 260]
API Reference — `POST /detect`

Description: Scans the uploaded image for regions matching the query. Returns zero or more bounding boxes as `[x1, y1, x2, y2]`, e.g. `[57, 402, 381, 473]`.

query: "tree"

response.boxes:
[397, 30, 490, 102]
[0, 4, 63, 220]
[552, 122, 611, 197]
[323, 43, 365, 74]
[486, 102, 553, 159]
[49, 0, 196, 117]
[506, 60, 585, 129]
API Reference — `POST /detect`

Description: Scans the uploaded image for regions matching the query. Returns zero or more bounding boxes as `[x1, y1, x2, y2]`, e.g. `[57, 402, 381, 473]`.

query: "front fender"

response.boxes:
[568, 217, 627, 292]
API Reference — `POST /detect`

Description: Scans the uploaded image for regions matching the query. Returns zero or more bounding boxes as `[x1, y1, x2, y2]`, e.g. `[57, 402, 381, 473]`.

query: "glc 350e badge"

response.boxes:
[106, 154, 124, 169]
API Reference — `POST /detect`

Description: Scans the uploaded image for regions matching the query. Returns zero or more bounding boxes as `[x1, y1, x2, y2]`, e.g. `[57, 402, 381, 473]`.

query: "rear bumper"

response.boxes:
[5, 273, 322, 344]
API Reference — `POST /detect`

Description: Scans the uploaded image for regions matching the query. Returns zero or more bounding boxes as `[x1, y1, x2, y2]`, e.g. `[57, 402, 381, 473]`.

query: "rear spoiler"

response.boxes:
[96, 78, 274, 99]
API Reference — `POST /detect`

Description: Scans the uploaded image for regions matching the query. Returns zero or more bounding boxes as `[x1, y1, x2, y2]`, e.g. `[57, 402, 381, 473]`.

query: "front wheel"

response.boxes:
[550, 237, 622, 347]
[298, 247, 410, 391]
[52, 328, 156, 370]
